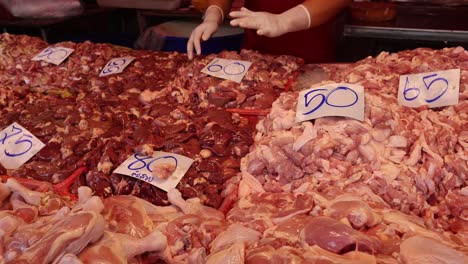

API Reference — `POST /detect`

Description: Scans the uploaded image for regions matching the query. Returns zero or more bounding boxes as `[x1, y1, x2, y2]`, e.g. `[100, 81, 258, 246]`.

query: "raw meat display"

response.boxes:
[0, 33, 303, 208]
[0, 33, 467, 263]
[166, 50, 302, 109]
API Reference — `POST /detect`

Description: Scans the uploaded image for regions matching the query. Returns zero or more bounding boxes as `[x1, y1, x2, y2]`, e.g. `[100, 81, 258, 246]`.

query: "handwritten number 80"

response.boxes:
[127, 154, 178, 172]
[404, 74, 448, 103]
[303, 86, 358, 115]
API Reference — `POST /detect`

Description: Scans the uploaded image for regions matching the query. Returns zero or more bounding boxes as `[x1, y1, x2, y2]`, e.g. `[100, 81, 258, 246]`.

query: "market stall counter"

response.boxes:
[0, 33, 467, 263]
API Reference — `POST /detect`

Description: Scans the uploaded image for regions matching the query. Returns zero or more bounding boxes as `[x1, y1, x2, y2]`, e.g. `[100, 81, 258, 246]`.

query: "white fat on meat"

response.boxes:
[167, 188, 225, 222]
[373, 163, 400, 185]
[206, 242, 245, 264]
[0, 215, 22, 239]
[13, 210, 106, 263]
[292, 121, 317, 151]
[10, 192, 39, 221]
[77, 186, 93, 205]
[77, 230, 168, 264]
[299, 216, 382, 254]
[238, 171, 265, 200]
[0, 182, 11, 204]
[57, 254, 83, 264]
[325, 194, 381, 229]
[187, 248, 207, 264]
[5, 178, 44, 206]
[303, 245, 377, 264]
[210, 223, 262, 252]
[399, 236, 468, 264]
[139, 89, 167, 105]
[382, 210, 458, 248]
[387, 135, 408, 148]
[101, 195, 174, 238]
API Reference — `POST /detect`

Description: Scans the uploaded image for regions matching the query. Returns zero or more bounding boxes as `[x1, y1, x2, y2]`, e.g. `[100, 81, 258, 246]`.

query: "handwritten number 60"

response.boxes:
[102, 59, 127, 74]
[303, 86, 358, 115]
[207, 59, 246, 75]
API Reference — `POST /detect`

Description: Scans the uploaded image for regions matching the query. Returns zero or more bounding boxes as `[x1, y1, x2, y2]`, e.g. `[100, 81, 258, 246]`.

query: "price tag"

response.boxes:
[113, 152, 194, 192]
[398, 69, 460, 108]
[0, 123, 45, 169]
[31, 46, 74, 65]
[201, 58, 252, 83]
[99, 56, 135, 77]
[295, 83, 365, 123]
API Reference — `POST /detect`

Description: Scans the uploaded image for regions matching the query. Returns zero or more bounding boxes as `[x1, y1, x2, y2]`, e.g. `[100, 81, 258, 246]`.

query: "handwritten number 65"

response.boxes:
[303, 86, 358, 115]
[404, 74, 448, 103]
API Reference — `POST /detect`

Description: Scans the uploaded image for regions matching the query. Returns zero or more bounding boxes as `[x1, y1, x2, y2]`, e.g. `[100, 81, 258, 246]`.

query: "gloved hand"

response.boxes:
[230, 5, 311, 38]
[187, 5, 224, 59]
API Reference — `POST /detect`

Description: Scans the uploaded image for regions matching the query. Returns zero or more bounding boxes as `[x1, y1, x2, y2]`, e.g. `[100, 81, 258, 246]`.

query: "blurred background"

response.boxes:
[1, 0, 467, 62]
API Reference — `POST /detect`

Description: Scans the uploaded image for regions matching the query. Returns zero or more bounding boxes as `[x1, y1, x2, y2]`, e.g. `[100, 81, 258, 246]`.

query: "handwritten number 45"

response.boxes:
[0, 125, 33, 157]
[303, 86, 358, 115]
[404, 74, 448, 103]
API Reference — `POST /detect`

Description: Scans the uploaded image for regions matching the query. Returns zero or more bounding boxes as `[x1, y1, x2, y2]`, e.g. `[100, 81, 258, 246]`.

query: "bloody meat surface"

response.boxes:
[0, 33, 302, 208]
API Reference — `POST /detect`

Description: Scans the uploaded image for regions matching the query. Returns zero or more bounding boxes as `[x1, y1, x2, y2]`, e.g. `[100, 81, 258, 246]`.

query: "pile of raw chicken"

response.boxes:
[0, 33, 467, 263]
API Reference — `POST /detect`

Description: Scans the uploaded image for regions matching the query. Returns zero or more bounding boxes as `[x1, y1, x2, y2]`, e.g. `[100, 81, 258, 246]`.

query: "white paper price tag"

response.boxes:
[31, 46, 74, 65]
[99, 56, 135, 77]
[398, 69, 460, 108]
[113, 152, 194, 192]
[296, 83, 365, 123]
[0, 123, 45, 169]
[201, 58, 252, 83]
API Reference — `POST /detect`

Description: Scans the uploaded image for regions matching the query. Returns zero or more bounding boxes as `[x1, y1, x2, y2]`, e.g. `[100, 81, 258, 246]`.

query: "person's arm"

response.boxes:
[187, 0, 233, 59]
[302, 0, 350, 28]
[229, 0, 350, 38]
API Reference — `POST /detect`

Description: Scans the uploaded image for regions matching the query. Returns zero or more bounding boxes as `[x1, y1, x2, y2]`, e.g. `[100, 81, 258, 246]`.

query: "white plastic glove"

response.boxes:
[187, 5, 224, 59]
[229, 5, 311, 38]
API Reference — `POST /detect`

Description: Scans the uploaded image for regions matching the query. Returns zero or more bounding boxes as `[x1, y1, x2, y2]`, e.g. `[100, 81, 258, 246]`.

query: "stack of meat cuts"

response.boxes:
[0, 32, 467, 263]
[0, 33, 301, 208]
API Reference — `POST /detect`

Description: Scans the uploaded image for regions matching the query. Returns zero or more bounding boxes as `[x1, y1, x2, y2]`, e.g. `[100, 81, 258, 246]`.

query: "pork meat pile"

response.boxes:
[241, 46, 468, 246]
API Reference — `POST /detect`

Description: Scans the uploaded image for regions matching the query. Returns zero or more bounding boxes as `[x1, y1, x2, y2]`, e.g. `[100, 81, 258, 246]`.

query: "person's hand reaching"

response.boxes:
[187, 6, 224, 59]
[229, 5, 311, 38]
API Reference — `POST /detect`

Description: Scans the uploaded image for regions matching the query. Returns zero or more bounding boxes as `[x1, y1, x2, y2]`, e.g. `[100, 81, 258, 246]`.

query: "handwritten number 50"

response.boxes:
[303, 86, 358, 115]
[404, 74, 448, 103]
[37, 48, 68, 60]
